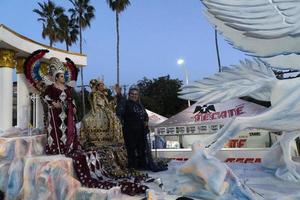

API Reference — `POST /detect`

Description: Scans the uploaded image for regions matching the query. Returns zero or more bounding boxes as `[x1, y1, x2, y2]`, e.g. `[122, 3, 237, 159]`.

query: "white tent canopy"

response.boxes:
[155, 98, 267, 135]
[146, 109, 167, 127]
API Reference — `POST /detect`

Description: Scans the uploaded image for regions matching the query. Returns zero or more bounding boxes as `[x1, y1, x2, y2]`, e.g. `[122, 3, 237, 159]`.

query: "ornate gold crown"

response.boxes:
[89, 79, 99, 89]
[48, 57, 65, 78]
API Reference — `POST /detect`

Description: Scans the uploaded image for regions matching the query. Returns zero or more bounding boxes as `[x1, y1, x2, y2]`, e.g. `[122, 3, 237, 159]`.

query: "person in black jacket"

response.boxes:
[115, 85, 149, 169]
[115, 85, 168, 172]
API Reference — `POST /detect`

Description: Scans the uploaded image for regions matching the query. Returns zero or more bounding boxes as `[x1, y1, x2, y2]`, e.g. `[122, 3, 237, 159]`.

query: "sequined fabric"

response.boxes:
[80, 91, 124, 149]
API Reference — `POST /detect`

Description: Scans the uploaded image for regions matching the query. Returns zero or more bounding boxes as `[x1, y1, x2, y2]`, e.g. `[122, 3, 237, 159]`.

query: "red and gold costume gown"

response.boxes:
[43, 84, 79, 154]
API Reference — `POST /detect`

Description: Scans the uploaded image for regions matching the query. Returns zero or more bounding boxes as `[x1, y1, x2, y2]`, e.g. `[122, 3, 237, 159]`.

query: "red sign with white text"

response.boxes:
[225, 157, 262, 163]
[194, 104, 245, 122]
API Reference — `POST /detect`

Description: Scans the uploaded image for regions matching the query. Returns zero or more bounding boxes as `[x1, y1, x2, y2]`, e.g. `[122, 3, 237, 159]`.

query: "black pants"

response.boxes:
[124, 132, 147, 169]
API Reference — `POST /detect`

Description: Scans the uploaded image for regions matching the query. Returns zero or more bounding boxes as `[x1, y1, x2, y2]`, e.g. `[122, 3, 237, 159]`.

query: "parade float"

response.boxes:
[2, 0, 300, 198]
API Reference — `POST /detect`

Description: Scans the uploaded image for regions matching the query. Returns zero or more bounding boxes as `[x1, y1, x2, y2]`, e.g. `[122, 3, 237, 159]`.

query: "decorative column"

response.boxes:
[16, 57, 31, 129]
[35, 62, 47, 129]
[0, 49, 15, 131]
[35, 96, 44, 128]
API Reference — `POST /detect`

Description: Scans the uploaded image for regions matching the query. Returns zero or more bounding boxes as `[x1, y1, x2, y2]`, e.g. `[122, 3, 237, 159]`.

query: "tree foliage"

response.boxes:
[33, 0, 65, 47]
[56, 14, 79, 51]
[106, 0, 131, 13]
[136, 75, 188, 117]
[68, 0, 95, 30]
[34, 0, 80, 50]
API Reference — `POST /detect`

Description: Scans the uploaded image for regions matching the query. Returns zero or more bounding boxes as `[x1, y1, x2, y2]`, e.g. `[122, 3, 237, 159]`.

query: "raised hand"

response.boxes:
[114, 84, 122, 95]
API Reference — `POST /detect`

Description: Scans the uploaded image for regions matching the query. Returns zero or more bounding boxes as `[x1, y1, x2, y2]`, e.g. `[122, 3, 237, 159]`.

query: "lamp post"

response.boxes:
[177, 59, 191, 107]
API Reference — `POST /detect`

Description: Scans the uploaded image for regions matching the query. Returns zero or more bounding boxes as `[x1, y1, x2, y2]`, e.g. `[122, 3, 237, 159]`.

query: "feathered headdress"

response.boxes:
[23, 49, 79, 94]
[49, 57, 65, 78]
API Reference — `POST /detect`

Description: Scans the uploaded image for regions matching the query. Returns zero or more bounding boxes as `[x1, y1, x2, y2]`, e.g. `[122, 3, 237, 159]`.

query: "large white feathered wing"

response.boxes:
[201, 0, 300, 69]
[179, 59, 277, 104]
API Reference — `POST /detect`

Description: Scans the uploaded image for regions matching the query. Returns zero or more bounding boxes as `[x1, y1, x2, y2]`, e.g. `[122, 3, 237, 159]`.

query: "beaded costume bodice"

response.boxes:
[80, 90, 123, 150]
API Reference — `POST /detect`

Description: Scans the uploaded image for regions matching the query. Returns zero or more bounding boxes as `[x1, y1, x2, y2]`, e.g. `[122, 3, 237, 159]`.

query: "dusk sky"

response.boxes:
[1, 0, 248, 88]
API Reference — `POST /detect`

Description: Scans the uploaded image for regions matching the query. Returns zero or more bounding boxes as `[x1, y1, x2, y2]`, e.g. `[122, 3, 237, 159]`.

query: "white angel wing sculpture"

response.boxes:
[202, 0, 300, 69]
[175, 2, 300, 198]
[179, 59, 276, 103]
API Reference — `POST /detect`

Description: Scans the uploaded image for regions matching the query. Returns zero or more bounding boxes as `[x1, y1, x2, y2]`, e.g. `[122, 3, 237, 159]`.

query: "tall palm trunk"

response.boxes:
[66, 42, 69, 51]
[214, 29, 222, 72]
[116, 11, 120, 85]
[79, 16, 86, 115]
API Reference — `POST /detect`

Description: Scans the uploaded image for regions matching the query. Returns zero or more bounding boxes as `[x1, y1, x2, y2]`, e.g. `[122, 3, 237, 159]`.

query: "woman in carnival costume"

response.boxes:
[43, 57, 79, 155]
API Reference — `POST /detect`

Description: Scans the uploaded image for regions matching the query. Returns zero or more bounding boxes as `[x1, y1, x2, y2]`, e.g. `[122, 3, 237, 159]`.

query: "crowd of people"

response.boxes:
[41, 57, 167, 196]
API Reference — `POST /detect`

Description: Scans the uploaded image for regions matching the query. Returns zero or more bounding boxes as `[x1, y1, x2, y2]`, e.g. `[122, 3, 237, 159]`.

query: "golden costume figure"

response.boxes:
[79, 79, 146, 181]
[80, 80, 123, 149]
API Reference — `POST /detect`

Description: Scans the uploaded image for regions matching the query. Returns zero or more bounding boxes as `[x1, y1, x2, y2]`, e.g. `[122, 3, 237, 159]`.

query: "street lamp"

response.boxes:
[177, 58, 191, 107]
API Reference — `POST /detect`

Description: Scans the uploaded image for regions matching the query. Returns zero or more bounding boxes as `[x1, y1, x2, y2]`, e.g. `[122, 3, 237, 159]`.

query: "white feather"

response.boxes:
[201, 0, 300, 69]
[179, 59, 277, 104]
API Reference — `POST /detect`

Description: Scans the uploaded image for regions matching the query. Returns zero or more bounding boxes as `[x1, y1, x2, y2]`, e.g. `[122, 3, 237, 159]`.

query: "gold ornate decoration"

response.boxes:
[15, 57, 26, 74]
[0, 49, 15, 68]
[16, 57, 48, 74]
[80, 88, 124, 150]
[40, 62, 48, 76]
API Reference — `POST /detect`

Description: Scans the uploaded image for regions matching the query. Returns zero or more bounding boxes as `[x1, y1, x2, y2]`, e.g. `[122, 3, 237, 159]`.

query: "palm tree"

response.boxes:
[68, 0, 95, 115]
[57, 15, 79, 51]
[106, 0, 131, 85]
[33, 0, 65, 47]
